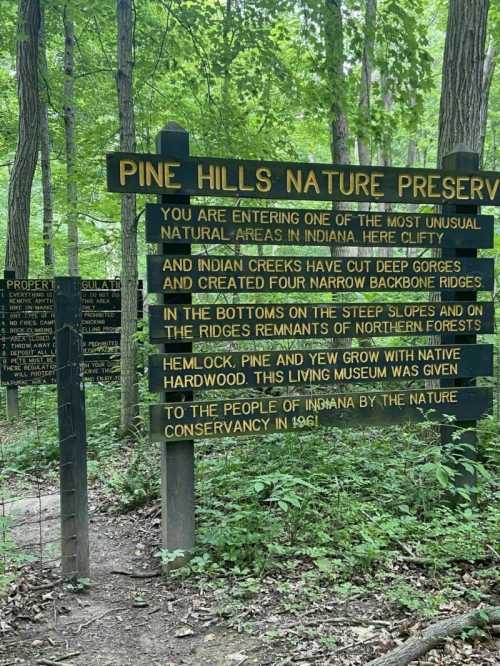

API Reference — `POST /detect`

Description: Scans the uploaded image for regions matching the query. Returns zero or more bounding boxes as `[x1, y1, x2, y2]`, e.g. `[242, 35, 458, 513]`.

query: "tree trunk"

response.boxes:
[367, 606, 500, 666]
[324, 0, 354, 349]
[430, 0, 489, 369]
[39, 5, 54, 274]
[378, 70, 393, 258]
[437, 0, 489, 165]
[116, 0, 138, 433]
[63, 5, 79, 276]
[5, 0, 41, 278]
[357, 0, 376, 167]
[479, 41, 496, 165]
[324, 0, 350, 167]
[356, 0, 377, 257]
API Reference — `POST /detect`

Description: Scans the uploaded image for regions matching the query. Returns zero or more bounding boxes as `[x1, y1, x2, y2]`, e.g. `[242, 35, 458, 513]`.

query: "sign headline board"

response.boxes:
[148, 344, 493, 392]
[107, 152, 500, 205]
[150, 387, 493, 442]
[145, 204, 494, 249]
[149, 301, 495, 342]
[147, 255, 494, 293]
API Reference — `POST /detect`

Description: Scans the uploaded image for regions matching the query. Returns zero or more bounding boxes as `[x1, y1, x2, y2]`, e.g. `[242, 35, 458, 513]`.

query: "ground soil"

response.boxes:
[1, 491, 499, 666]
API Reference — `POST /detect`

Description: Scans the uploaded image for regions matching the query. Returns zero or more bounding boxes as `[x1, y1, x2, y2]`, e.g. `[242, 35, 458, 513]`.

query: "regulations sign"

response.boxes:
[150, 387, 493, 442]
[0, 280, 143, 386]
[148, 301, 495, 342]
[145, 203, 494, 249]
[0, 354, 120, 387]
[147, 255, 494, 293]
[107, 152, 500, 205]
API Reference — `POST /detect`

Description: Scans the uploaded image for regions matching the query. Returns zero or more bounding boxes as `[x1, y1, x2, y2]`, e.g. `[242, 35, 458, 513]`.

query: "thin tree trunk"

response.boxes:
[479, 41, 496, 165]
[5, 0, 41, 277]
[378, 71, 393, 258]
[324, 0, 354, 350]
[63, 5, 79, 276]
[357, 0, 376, 167]
[357, 0, 377, 257]
[405, 129, 418, 258]
[116, 0, 138, 433]
[437, 0, 489, 164]
[39, 5, 54, 274]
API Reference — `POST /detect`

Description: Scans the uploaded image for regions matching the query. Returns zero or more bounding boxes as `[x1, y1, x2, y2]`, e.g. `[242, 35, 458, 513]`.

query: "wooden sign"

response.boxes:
[145, 203, 494, 249]
[1, 332, 120, 358]
[150, 386, 493, 442]
[107, 152, 500, 205]
[147, 255, 494, 293]
[149, 344, 493, 392]
[149, 301, 494, 343]
[0, 279, 143, 387]
[1, 354, 119, 387]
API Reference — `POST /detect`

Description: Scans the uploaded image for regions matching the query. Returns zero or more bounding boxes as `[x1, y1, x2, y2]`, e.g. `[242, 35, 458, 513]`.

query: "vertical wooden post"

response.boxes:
[440, 148, 479, 503]
[156, 123, 195, 568]
[54, 277, 89, 579]
[3, 270, 20, 419]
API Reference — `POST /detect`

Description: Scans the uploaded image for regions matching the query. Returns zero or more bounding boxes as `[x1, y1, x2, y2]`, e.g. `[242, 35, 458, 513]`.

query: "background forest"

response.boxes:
[0, 1, 499, 665]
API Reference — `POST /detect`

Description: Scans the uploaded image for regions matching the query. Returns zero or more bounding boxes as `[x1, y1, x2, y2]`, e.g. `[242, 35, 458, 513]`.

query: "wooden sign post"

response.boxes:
[440, 149, 482, 501]
[105, 133, 496, 557]
[54, 277, 89, 580]
[156, 123, 195, 569]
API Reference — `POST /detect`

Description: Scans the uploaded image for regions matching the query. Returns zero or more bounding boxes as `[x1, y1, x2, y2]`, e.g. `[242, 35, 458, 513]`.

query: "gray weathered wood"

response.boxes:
[156, 123, 195, 570]
[54, 277, 89, 579]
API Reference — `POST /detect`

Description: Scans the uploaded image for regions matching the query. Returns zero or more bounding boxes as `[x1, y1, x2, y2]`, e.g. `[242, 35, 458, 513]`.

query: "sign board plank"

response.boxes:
[0, 288, 143, 313]
[1, 354, 120, 386]
[145, 204, 494, 249]
[107, 152, 500, 206]
[149, 301, 494, 343]
[0, 332, 120, 358]
[148, 344, 493, 392]
[149, 387, 493, 442]
[147, 255, 494, 293]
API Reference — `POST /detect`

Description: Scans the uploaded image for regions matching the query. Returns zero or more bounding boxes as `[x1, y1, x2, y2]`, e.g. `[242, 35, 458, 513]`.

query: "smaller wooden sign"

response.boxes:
[147, 255, 494, 293]
[148, 344, 493, 392]
[145, 204, 494, 249]
[149, 387, 493, 442]
[148, 301, 494, 342]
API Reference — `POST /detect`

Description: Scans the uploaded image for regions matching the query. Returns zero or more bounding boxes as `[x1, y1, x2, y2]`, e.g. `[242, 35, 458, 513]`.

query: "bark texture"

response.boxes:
[367, 606, 500, 666]
[324, 0, 350, 165]
[437, 0, 489, 165]
[5, 0, 41, 278]
[479, 42, 496, 164]
[39, 5, 54, 273]
[116, 0, 139, 432]
[63, 5, 79, 275]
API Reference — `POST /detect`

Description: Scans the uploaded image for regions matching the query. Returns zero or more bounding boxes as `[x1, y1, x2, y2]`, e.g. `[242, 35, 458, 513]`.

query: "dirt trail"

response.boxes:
[2, 498, 499, 665]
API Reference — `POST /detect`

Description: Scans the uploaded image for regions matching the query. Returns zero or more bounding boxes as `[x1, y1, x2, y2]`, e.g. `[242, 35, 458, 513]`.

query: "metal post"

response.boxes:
[3, 270, 20, 419]
[440, 148, 480, 503]
[54, 277, 89, 579]
[156, 123, 195, 569]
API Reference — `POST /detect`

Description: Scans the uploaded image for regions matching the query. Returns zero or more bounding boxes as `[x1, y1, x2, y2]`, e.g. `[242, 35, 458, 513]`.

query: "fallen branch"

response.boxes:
[76, 607, 127, 634]
[29, 578, 62, 592]
[367, 605, 500, 666]
[110, 568, 161, 578]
